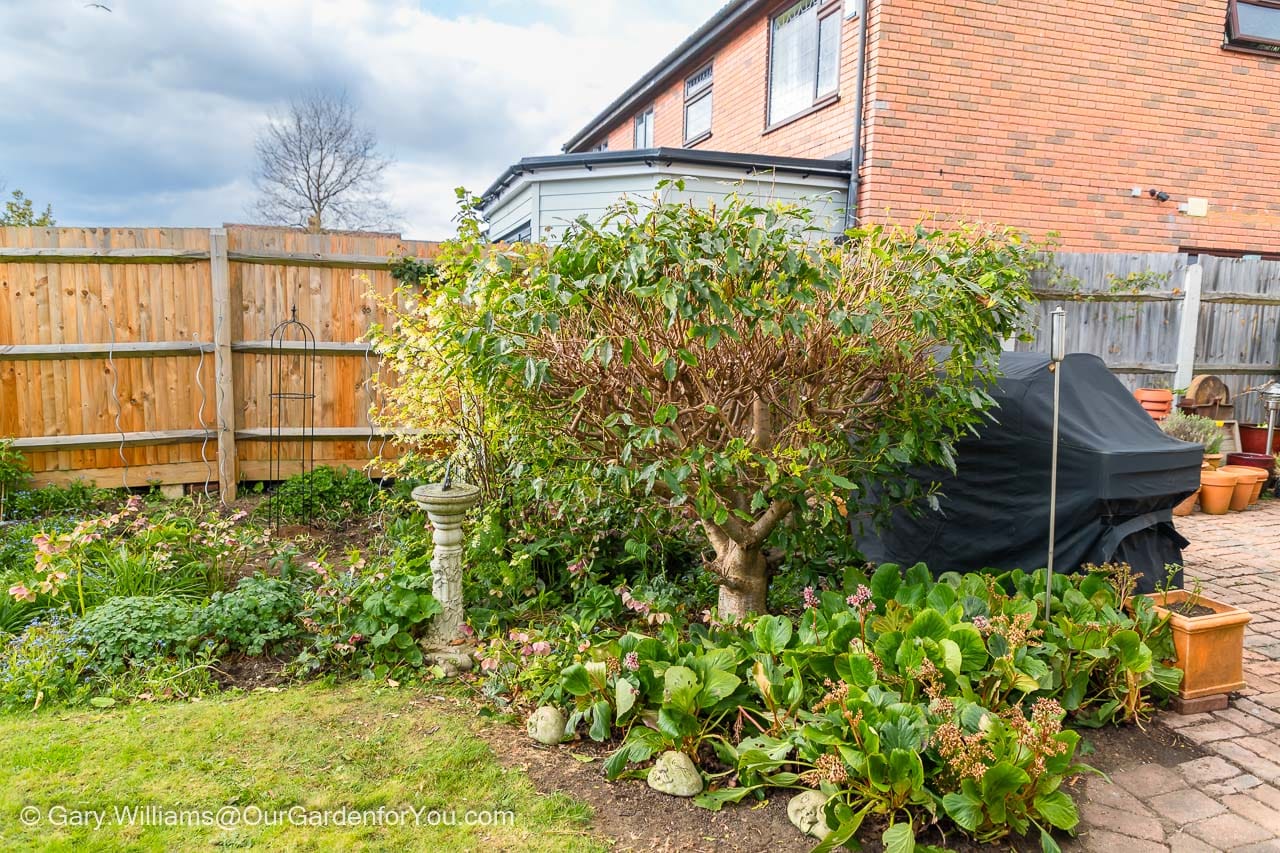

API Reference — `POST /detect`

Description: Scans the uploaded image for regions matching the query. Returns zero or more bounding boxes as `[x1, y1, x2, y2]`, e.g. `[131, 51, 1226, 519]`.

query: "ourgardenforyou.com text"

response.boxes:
[18, 804, 516, 830]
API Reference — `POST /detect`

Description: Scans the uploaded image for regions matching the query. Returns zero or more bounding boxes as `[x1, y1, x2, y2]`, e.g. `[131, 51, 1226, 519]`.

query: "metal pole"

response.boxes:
[1046, 308, 1066, 622]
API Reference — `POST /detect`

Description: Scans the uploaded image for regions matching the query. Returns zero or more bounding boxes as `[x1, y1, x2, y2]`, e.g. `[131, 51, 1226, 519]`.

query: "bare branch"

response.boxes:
[250, 91, 399, 232]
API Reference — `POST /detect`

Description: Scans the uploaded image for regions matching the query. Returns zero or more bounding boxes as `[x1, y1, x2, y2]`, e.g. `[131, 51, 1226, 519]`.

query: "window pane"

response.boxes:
[1237, 1, 1280, 40]
[769, 0, 820, 122]
[816, 14, 840, 96]
[685, 92, 712, 141]
[634, 109, 654, 148]
[686, 65, 713, 97]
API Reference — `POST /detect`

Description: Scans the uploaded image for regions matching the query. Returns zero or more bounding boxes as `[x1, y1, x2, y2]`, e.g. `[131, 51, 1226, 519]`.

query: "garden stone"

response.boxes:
[526, 706, 566, 745]
[787, 790, 832, 840]
[646, 751, 703, 797]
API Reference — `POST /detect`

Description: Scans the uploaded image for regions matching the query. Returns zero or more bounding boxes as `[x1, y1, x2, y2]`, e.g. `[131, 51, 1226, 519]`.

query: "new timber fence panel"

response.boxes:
[0, 225, 438, 498]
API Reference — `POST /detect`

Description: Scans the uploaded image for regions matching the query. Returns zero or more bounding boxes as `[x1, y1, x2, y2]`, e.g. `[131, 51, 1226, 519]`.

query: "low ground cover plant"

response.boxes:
[543, 562, 1178, 852]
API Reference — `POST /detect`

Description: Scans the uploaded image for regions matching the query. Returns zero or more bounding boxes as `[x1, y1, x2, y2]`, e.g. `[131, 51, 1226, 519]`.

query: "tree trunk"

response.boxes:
[716, 541, 769, 620]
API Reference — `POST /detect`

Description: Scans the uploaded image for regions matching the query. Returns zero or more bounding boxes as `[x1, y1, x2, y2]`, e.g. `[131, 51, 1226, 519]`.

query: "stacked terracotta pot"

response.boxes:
[1134, 388, 1174, 420]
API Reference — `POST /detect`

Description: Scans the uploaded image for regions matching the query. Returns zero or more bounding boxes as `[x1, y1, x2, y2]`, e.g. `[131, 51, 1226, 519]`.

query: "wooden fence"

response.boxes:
[0, 226, 438, 500]
[3, 235, 1277, 499]
[1019, 253, 1280, 425]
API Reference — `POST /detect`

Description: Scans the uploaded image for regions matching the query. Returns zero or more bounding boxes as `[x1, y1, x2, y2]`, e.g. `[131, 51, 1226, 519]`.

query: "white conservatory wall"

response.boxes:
[484, 162, 848, 244]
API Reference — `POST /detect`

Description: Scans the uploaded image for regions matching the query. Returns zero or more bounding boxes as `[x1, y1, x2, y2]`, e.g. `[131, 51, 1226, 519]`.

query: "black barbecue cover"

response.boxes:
[858, 352, 1203, 593]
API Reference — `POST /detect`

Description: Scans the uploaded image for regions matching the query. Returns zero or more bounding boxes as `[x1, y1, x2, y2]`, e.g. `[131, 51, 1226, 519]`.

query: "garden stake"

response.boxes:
[1046, 307, 1066, 623]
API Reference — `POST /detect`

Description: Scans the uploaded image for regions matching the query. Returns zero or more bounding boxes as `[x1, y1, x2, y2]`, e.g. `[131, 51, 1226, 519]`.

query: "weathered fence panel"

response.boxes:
[1020, 252, 1280, 424]
[0, 225, 437, 500]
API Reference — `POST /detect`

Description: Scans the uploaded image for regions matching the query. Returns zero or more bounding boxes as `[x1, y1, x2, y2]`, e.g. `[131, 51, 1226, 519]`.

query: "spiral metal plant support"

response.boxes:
[193, 332, 213, 499]
[105, 317, 129, 491]
[267, 306, 317, 529]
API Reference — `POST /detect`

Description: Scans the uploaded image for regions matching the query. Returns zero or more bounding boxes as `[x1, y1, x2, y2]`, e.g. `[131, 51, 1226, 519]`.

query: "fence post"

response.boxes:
[209, 228, 237, 502]
[1173, 258, 1202, 396]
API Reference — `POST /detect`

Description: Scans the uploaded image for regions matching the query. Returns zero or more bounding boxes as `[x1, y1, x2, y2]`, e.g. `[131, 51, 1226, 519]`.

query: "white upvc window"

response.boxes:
[767, 0, 842, 126]
[683, 63, 713, 144]
[633, 107, 655, 148]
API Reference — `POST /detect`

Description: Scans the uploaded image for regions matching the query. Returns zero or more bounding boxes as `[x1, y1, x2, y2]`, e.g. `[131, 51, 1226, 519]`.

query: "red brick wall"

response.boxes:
[861, 1, 1280, 252]
[577, 1, 1280, 253]
[582, 2, 864, 160]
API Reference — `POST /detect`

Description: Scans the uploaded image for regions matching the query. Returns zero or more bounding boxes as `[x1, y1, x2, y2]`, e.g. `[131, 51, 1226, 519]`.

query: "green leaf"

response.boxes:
[89, 697, 116, 709]
[561, 663, 592, 696]
[906, 609, 948, 642]
[982, 762, 1030, 800]
[938, 638, 963, 676]
[836, 653, 876, 688]
[949, 624, 988, 671]
[1034, 790, 1079, 831]
[753, 615, 793, 655]
[870, 563, 902, 603]
[1040, 827, 1063, 853]
[657, 706, 700, 739]
[883, 821, 915, 853]
[693, 787, 754, 811]
[698, 669, 742, 706]
[663, 357, 678, 382]
[942, 792, 983, 831]
[616, 678, 637, 718]
[589, 699, 613, 742]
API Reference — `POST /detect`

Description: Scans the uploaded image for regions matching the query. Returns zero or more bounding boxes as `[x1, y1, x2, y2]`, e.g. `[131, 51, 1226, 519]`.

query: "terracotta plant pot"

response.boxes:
[1203, 453, 1224, 470]
[1146, 590, 1251, 699]
[1134, 388, 1174, 420]
[1239, 425, 1279, 456]
[1219, 465, 1266, 505]
[1198, 469, 1238, 515]
[1172, 489, 1200, 517]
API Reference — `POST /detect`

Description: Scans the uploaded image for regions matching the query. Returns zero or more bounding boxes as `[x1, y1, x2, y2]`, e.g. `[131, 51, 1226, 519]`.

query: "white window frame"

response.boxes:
[633, 107, 655, 148]
[766, 0, 843, 128]
[683, 63, 714, 145]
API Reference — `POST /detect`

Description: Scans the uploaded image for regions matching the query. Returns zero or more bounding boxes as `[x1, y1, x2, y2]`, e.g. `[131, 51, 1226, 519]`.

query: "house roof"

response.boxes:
[481, 147, 851, 210]
[560, 0, 762, 153]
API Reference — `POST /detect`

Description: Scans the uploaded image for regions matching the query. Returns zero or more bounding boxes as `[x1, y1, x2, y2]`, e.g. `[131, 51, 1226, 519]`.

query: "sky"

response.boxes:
[0, 0, 724, 239]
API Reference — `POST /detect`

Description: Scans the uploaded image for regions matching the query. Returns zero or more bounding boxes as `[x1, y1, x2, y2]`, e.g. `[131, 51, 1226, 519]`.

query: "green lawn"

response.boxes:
[0, 684, 600, 852]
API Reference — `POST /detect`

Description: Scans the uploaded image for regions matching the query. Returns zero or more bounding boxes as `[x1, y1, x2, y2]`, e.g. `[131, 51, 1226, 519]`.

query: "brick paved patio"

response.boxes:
[1069, 497, 1280, 853]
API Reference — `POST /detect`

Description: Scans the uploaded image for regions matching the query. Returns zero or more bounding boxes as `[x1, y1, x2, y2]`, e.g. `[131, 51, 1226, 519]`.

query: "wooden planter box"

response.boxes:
[1147, 591, 1251, 699]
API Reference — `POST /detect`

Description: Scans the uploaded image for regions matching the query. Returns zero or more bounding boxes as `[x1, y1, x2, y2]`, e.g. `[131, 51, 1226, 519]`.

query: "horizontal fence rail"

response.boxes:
[0, 225, 439, 500]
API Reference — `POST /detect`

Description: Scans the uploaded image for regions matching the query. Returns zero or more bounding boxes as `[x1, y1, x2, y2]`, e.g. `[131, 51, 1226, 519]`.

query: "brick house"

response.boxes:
[485, 0, 1280, 254]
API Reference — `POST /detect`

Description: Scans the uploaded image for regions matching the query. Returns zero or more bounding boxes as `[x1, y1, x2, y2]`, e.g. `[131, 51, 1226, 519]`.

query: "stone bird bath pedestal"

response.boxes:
[411, 480, 481, 672]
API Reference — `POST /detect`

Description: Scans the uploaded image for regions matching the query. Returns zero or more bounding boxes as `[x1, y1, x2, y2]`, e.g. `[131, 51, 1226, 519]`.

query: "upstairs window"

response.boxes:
[684, 64, 713, 144]
[590, 140, 609, 152]
[1228, 0, 1280, 52]
[768, 0, 842, 126]
[634, 107, 655, 148]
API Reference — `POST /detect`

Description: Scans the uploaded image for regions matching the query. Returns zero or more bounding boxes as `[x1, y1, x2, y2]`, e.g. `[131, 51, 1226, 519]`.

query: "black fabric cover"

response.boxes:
[858, 352, 1202, 593]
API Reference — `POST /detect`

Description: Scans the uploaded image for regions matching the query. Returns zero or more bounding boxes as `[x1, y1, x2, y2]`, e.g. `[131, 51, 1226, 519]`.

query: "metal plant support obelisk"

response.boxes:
[268, 307, 317, 529]
[1045, 307, 1066, 621]
[412, 462, 481, 647]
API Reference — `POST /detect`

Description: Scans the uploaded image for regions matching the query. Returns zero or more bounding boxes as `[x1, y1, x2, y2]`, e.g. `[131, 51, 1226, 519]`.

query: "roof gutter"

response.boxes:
[844, 0, 871, 232]
[561, 0, 761, 153]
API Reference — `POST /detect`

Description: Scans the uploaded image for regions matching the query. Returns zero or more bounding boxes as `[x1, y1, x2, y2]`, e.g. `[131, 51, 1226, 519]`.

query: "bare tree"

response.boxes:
[251, 92, 397, 232]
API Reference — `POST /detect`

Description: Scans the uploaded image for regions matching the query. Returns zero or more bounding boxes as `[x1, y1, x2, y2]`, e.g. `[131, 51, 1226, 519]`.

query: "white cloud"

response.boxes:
[0, 0, 722, 238]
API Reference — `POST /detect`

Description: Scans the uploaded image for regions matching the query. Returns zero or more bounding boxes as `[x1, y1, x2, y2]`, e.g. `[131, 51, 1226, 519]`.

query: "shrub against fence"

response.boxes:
[0, 225, 438, 499]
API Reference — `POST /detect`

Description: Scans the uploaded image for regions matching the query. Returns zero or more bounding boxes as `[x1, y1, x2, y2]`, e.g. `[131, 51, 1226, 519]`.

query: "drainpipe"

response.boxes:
[843, 0, 872, 232]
